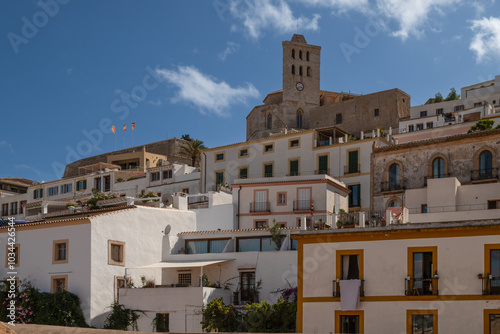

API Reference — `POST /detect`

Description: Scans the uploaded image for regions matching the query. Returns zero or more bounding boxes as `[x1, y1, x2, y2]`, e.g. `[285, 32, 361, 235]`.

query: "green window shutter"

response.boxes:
[83, 180, 87, 190]
[319, 156, 328, 173]
[33, 190, 36, 199]
[265, 164, 273, 177]
[349, 151, 358, 173]
[76, 182, 80, 191]
[40, 189, 43, 198]
[240, 168, 248, 179]
[290, 160, 299, 175]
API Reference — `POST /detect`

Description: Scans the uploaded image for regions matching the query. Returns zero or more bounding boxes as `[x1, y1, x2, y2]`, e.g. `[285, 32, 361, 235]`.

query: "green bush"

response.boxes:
[103, 303, 142, 331]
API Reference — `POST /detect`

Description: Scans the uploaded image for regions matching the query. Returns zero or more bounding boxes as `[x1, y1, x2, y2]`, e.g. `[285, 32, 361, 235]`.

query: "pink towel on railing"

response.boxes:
[339, 279, 361, 311]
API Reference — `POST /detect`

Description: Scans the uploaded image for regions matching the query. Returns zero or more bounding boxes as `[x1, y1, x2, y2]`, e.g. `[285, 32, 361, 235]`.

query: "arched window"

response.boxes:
[299, 50, 302, 60]
[266, 113, 272, 130]
[388, 199, 401, 207]
[291, 49, 295, 59]
[296, 109, 303, 128]
[432, 157, 445, 178]
[307, 66, 311, 77]
[389, 163, 401, 190]
[299, 66, 303, 76]
[291, 65, 295, 75]
[306, 51, 310, 61]
[479, 150, 493, 177]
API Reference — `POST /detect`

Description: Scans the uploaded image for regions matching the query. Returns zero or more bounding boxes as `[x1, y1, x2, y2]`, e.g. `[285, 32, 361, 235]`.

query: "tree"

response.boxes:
[468, 119, 500, 133]
[444, 88, 460, 101]
[434, 92, 443, 103]
[181, 134, 192, 141]
[181, 139, 206, 167]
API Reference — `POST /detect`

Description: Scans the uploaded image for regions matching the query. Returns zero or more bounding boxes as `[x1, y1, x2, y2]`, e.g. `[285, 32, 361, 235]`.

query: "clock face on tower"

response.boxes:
[296, 82, 304, 91]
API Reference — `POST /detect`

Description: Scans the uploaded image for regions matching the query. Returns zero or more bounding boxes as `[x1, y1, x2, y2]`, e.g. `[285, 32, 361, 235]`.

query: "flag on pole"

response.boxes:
[132, 122, 136, 130]
[123, 125, 126, 132]
[111, 126, 115, 134]
[310, 200, 314, 217]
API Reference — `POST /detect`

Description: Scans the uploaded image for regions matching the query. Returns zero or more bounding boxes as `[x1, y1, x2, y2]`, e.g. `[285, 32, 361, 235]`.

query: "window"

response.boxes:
[296, 110, 303, 128]
[185, 239, 229, 254]
[455, 105, 464, 111]
[387, 198, 402, 208]
[108, 240, 125, 266]
[291, 49, 295, 59]
[485, 244, 500, 295]
[291, 65, 295, 74]
[374, 108, 379, 117]
[436, 108, 443, 115]
[432, 157, 445, 179]
[215, 153, 225, 161]
[488, 200, 500, 210]
[94, 177, 102, 191]
[255, 220, 267, 229]
[479, 150, 493, 177]
[239, 148, 248, 157]
[10, 202, 17, 215]
[474, 102, 483, 107]
[151, 172, 160, 181]
[421, 204, 428, 213]
[289, 139, 300, 148]
[426, 122, 433, 129]
[277, 192, 287, 206]
[348, 184, 361, 207]
[318, 155, 328, 174]
[494, 100, 497, 105]
[347, 150, 359, 174]
[178, 272, 192, 285]
[2, 204, 8, 216]
[335, 311, 364, 334]
[408, 125, 414, 132]
[182, 188, 189, 194]
[114, 275, 130, 303]
[76, 180, 87, 191]
[33, 188, 43, 199]
[238, 237, 277, 252]
[264, 163, 273, 177]
[298, 50, 302, 60]
[299, 66, 303, 76]
[48, 186, 59, 196]
[485, 309, 500, 334]
[163, 170, 172, 179]
[61, 183, 72, 194]
[388, 163, 401, 189]
[416, 124, 424, 131]
[289, 159, 299, 176]
[307, 66, 311, 77]
[104, 176, 111, 192]
[420, 111, 427, 117]
[51, 275, 67, 293]
[407, 247, 437, 296]
[336, 113, 343, 124]
[267, 113, 272, 129]
[5, 244, 19, 267]
[20, 201, 26, 214]
[407, 310, 437, 334]
[264, 144, 274, 153]
[239, 167, 248, 179]
[253, 190, 268, 213]
[53, 239, 68, 264]
[240, 271, 256, 302]
[306, 51, 309, 61]
[215, 171, 224, 186]
[155, 313, 169, 332]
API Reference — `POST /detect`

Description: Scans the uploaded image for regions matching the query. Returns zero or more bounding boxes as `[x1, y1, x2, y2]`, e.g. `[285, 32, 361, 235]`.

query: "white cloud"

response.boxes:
[0, 141, 14, 154]
[156, 66, 259, 117]
[66, 68, 73, 75]
[229, 0, 321, 39]
[299, 0, 371, 15]
[219, 42, 240, 61]
[149, 99, 162, 106]
[470, 16, 500, 63]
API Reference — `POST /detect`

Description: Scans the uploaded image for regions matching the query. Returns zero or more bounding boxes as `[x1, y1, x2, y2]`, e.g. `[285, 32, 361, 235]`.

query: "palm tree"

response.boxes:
[181, 139, 206, 167]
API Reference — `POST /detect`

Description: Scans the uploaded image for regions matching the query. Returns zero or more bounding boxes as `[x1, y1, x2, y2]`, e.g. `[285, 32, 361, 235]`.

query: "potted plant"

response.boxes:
[478, 273, 484, 279]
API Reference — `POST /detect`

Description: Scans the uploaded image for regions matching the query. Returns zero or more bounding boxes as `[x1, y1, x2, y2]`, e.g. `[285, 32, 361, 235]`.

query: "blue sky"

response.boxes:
[1, 0, 500, 182]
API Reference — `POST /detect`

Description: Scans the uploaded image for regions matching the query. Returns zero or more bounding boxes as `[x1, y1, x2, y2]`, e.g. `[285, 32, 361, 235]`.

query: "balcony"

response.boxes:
[405, 277, 439, 296]
[250, 201, 270, 213]
[315, 168, 330, 176]
[380, 180, 405, 192]
[482, 276, 500, 295]
[293, 200, 312, 211]
[333, 279, 365, 297]
[471, 168, 499, 182]
[344, 164, 361, 175]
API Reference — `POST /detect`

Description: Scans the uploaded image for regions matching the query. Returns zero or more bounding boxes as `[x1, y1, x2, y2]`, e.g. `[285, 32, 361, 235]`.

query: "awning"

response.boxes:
[136, 259, 234, 269]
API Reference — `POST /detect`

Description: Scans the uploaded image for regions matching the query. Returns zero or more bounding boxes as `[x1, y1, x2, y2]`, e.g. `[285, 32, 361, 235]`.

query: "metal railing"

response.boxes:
[344, 164, 361, 174]
[250, 201, 270, 213]
[471, 168, 499, 181]
[315, 168, 331, 176]
[407, 203, 495, 214]
[482, 276, 500, 295]
[293, 200, 312, 211]
[333, 279, 365, 297]
[405, 277, 439, 296]
[286, 171, 300, 176]
[380, 180, 405, 192]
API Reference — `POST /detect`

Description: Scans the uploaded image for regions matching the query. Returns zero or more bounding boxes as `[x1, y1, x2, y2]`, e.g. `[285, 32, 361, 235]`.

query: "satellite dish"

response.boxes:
[164, 224, 171, 235]
[162, 193, 174, 206]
